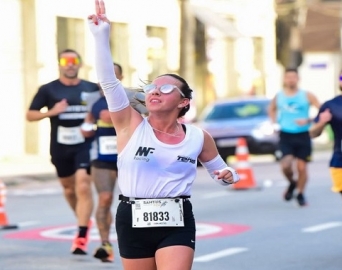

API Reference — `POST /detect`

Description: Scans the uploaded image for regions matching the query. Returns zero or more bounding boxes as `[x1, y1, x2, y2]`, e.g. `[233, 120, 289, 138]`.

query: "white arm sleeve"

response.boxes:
[91, 19, 129, 112]
[200, 155, 240, 186]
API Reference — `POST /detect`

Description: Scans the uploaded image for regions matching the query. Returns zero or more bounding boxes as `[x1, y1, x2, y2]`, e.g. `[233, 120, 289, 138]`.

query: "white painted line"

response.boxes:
[302, 222, 342, 233]
[262, 179, 273, 188]
[18, 221, 41, 227]
[201, 191, 230, 199]
[194, 247, 248, 262]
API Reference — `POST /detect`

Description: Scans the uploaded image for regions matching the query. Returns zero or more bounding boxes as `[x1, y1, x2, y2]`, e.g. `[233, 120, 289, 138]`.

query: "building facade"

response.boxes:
[0, 0, 278, 159]
[0, 0, 181, 158]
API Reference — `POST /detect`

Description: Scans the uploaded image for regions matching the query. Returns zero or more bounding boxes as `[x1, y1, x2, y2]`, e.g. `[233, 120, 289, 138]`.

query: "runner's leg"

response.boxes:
[156, 246, 194, 270]
[52, 157, 77, 213]
[296, 159, 308, 194]
[281, 155, 296, 183]
[75, 168, 93, 227]
[121, 258, 157, 270]
[59, 176, 76, 212]
[92, 166, 117, 242]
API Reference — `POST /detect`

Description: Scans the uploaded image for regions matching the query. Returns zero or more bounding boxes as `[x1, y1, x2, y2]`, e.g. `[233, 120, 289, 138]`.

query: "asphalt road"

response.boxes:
[1, 151, 342, 270]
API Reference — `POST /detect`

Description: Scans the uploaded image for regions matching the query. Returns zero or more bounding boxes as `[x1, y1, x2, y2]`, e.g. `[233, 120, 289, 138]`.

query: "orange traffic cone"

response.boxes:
[233, 138, 257, 190]
[0, 180, 18, 230]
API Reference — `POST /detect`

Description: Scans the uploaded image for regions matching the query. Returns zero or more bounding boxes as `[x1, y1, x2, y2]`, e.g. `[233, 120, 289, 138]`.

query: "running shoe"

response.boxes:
[94, 242, 114, 262]
[71, 237, 88, 255]
[284, 181, 297, 201]
[71, 219, 92, 255]
[296, 193, 307, 207]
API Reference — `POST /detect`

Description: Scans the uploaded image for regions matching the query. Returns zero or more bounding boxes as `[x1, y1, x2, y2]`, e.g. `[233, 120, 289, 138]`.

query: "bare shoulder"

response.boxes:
[304, 90, 316, 97]
[201, 128, 216, 145]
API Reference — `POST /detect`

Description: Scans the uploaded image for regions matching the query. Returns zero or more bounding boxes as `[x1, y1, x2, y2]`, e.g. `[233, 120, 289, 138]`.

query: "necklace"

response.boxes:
[151, 123, 181, 137]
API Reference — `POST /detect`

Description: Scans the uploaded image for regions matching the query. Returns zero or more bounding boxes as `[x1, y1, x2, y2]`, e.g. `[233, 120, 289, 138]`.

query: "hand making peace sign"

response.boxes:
[88, 0, 110, 35]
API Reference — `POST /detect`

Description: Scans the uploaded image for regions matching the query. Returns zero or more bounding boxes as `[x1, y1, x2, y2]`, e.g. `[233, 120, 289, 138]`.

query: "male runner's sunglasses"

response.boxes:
[59, 57, 80, 66]
[142, 84, 185, 97]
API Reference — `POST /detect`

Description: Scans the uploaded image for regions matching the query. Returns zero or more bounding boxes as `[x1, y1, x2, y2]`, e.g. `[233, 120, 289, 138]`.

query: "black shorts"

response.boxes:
[115, 199, 196, 259]
[279, 131, 312, 162]
[91, 159, 118, 171]
[51, 145, 91, 178]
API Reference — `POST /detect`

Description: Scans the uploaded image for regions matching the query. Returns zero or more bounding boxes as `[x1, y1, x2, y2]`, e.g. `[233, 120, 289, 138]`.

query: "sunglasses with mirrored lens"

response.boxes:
[142, 84, 185, 97]
[339, 75, 342, 81]
[59, 57, 80, 66]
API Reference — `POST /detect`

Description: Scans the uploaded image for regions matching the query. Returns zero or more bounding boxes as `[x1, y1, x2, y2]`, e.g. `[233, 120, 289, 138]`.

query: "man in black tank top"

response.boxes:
[26, 49, 99, 255]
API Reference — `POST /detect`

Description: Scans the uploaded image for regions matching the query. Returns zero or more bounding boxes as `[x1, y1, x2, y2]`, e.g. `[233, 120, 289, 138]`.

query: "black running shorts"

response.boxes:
[115, 199, 196, 259]
[51, 145, 91, 177]
[278, 131, 312, 162]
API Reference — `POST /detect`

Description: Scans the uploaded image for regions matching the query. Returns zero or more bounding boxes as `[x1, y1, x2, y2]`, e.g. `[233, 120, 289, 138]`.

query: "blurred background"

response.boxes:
[0, 0, 339, 159]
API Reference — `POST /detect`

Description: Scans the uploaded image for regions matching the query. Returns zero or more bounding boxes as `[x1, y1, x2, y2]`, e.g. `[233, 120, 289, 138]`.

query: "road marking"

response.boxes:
[194, 247, 248, 262]
[5, 222, 250, 241]
[201, 191, 230, 199]
[302, 222, 342, 233]
[262, 179, 273, 188]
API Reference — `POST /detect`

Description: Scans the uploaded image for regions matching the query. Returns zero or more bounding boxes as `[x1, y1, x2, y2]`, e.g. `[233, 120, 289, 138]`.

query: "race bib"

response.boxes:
[99, 136, 117, 155]
[132, 198, 184, 228]
[57, 126, 85, 145]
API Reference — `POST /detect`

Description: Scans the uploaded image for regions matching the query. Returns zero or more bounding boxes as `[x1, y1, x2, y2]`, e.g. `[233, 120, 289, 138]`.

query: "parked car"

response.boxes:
[195, 97, 280, 161]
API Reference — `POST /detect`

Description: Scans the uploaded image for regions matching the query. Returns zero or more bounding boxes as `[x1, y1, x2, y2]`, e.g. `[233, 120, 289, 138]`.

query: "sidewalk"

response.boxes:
[0, 155, 56, 186]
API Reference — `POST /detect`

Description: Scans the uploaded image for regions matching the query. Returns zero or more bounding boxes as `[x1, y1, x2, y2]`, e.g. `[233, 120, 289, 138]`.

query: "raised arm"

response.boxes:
[88, 0, 142, 136]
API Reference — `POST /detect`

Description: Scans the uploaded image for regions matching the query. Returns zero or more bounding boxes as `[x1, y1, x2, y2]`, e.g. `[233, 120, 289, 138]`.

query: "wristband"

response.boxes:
[81, 122, 96, 132]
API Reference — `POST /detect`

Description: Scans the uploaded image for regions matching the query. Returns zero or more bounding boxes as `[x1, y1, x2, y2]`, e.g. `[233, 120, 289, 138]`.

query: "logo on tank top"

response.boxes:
[134, 146, 155, 162]
[283, 102, 300, 113]
[177, 155, 196, 164]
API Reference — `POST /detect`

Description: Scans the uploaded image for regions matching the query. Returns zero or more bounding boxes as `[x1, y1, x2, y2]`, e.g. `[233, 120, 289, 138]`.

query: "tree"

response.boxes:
[275, 0, 306, 68]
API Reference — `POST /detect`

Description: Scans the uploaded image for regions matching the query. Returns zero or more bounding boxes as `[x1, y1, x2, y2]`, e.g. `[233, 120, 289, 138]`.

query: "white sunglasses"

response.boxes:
[142, 84, 185, 97]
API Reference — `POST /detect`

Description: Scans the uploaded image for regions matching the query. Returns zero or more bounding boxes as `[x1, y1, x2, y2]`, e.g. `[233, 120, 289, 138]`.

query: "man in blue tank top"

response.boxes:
[310, 72, 342, 200]
[268, 68, 320, 206]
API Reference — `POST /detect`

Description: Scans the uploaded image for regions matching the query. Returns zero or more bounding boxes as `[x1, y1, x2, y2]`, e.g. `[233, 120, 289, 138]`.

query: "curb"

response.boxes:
[1, 173, 57, 187]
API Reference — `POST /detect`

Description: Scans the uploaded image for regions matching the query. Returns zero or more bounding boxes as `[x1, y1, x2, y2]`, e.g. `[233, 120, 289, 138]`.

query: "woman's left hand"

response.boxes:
[214, 169, 235, 184]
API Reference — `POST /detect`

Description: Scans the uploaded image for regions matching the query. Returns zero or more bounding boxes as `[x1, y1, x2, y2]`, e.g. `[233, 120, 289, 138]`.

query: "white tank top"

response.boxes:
[118, 117, 204, 198]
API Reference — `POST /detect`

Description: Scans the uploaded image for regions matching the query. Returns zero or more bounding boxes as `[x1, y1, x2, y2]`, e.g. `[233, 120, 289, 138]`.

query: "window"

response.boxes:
[146, 26, 167, 82]
[110, 22, 130, 85]
[202, 100, 269, 121]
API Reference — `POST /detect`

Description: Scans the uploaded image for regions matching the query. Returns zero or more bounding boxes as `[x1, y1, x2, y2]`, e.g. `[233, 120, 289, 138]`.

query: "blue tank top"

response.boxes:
[276, 90, 310, 133]
[91, 96, 118, 162]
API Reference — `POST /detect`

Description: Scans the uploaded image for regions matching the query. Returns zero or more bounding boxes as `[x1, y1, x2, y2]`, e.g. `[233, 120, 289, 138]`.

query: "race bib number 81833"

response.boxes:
[132, 198, 184, 228]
